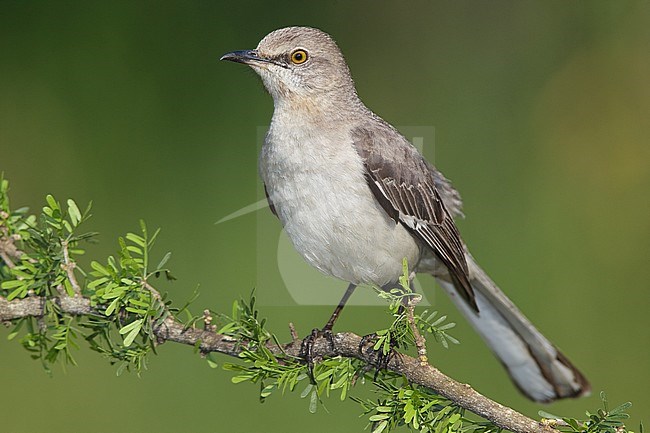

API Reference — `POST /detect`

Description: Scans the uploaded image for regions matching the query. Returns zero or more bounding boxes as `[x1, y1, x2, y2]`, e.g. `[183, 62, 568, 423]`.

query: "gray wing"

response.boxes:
[352, 124, 477, 311]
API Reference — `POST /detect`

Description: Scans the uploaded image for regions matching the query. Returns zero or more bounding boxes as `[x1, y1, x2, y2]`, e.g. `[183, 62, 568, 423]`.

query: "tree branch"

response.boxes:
[0, 293, 556, 433]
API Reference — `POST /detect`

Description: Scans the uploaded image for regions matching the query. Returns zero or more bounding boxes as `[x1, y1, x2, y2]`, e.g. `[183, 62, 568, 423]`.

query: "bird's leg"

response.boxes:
[301, 283, 357, 382]
[323, 282, 357, 332]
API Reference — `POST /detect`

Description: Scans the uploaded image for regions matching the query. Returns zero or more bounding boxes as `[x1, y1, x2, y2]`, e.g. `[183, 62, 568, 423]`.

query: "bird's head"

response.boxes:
[221, 27, 356, 104]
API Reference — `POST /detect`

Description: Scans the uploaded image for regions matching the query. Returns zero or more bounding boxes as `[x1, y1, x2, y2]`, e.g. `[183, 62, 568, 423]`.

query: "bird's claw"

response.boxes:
[300, 327, 335, 383]
[358, 332, 398, 379]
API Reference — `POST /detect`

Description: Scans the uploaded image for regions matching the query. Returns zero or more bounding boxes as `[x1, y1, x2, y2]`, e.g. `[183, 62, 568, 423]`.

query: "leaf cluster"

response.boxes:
[541, 393, 637, 433]
[219, 293, 368, 412]
[372, 261, 459, 356]
[216, 285, 486, 431]
[84, 220, 174, 374]
[1, 178, 94, 371]
[0, 178, 174, 374]
[354, 378, 499, 433]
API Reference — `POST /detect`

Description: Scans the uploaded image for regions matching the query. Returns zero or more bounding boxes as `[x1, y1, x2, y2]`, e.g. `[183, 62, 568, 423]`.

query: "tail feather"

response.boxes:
[433, 253, 590, 402]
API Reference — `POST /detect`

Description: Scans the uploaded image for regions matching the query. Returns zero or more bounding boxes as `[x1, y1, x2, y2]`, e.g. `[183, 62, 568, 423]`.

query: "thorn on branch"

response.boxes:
[61, 239, 81, 296]
[203, 309, 216, 332]
[288, 322, 299, 343]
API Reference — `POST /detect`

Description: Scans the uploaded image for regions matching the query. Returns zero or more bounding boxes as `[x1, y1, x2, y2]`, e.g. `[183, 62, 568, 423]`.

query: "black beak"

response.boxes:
[220, 49, 269, 65]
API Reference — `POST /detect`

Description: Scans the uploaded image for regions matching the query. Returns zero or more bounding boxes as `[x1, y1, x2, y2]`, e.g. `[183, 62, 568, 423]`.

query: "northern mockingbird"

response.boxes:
[221, 26, 590, 402]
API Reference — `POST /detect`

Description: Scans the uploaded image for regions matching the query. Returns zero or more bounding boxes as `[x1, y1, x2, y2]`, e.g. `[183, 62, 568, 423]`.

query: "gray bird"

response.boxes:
[221, 26, 590, 402]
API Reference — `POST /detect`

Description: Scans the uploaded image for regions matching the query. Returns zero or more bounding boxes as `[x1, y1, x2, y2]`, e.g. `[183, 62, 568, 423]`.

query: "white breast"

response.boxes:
[259, 110, 420, 288]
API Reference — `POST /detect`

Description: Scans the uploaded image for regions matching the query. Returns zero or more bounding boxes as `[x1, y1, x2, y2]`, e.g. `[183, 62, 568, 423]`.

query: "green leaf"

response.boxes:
[444, 335, 460, 345]
[309, 388, 318, 414]
[373, 420, 388, 433]
[63, 279, 75, 297]
[126, 233, 145, 247]
[376, 406, 393, 413]
[6, 284, 27, 300]
[105, 298, 120, 316]
[156, 252, 172, 271]
[404, 400, 416, 423]
[119, 319, 143, 335]
[116, 362, 128, 376]
[90, 261, 110, 276]
[139, 220, 148, 237]
[67, 199, 81, 226]
[438, 322, 456, 331]
[87, 277, 109, 290]
[231, 375, 252, 384]
[564, 417, 581, 431]
[1, 279, 25, 289]
[126, 245, 143, 255]
[128, 298, 150, 308]
[538, 410, 561, 420]
[261, 384, 275, 398]
[301, 383, 314, 399]
[45, 194, 59, 211]
[609, 401, 632, 415]
[148, 227, 161, 247]
[216, 322, 237, 335]
[54, 341, 67, 350]
[122, 324, 142, 347]
[315, 369, 334, 381]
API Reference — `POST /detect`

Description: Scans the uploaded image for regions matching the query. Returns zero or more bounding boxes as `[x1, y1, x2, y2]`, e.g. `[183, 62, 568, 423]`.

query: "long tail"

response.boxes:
[433, 252, 590, 402]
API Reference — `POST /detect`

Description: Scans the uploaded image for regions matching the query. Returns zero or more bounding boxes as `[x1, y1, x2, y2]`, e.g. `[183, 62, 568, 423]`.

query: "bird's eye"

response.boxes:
[290, 49, 308, 64]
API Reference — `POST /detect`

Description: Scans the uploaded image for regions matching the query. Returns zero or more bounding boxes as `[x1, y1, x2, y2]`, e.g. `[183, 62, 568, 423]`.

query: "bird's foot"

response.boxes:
[358, 332, 398, 379]
[300, 327, 335, 383]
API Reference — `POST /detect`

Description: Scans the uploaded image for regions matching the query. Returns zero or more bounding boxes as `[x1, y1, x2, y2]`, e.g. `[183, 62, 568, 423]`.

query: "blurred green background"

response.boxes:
[1, 1, 648, 432]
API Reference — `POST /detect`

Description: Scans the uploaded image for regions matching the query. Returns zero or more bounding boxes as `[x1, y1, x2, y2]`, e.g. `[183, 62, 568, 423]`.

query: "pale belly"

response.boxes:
[260, 133, 421, 288]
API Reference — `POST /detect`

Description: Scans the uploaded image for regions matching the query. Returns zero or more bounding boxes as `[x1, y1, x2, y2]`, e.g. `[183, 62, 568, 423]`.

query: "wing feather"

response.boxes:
[353, 125, 478, 311]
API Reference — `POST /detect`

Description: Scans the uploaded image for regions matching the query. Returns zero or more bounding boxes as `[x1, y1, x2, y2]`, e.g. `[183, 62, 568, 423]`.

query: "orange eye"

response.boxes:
[290, 49, 308, 64]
